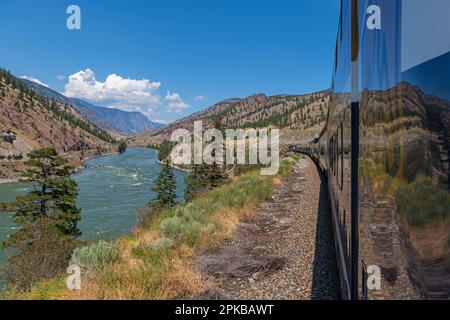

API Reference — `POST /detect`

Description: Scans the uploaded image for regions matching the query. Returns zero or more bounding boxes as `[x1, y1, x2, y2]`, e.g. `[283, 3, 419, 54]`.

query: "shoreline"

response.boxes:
[0, 149, 118, 185]
[73, 151, 118, 174]
[156, 159, 191, 173]
[0, 178, 19, 185]
[0, 147, 185, 184]
[145, 147, 191, 173]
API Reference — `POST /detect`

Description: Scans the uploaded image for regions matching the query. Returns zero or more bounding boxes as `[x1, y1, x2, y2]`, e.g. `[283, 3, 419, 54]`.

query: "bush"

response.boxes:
[117, 140, 127, 154]
[70, 241, 120, 269]
[138, 206, 159, 229]
[158, 140, 176, 162]
[1, 219, 79, 290]
[151, 238, 173, 250]
[396, 175, 450, 227]
[160, 216, 205, 245]
[131, 240, 172, 265]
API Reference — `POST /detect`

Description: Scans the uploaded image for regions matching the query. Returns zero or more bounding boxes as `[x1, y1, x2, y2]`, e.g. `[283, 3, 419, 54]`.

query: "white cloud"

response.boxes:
[165, 91, 190, 114]
[56, 75, 66, 82]
[194, 95, 208, 103]
[20, 76, 49, 88]
[64, 68, 161, 113]
[63, 68, 192, 120]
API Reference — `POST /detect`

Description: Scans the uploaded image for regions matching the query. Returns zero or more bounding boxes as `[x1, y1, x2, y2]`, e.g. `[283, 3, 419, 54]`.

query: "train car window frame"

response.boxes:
[339, 121, 344, 190]
[361, 261, 368, 300]
[337, 126, 341, 187]
[335, 131, 338, 174]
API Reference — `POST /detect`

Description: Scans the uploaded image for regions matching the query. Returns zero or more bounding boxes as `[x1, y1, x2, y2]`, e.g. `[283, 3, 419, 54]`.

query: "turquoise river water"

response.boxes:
[0, 147, 186, 287]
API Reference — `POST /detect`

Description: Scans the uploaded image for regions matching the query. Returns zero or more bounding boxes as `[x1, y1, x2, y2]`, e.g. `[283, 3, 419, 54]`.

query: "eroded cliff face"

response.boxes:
[0, 72, 113, 181]
[359, 82, 450, 299]
[130, 92, 330, 147]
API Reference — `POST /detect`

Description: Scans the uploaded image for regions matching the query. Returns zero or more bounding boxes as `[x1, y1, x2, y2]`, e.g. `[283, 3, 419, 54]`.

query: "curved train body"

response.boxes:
[305, 0, 450, 299]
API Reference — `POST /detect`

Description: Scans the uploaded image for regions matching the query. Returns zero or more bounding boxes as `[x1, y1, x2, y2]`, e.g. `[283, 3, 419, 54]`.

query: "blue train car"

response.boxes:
[310, 0, 450, 300]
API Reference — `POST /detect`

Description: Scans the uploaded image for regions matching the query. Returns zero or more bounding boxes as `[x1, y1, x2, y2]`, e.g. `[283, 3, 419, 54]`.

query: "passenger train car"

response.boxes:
[305, 0, 450, 299]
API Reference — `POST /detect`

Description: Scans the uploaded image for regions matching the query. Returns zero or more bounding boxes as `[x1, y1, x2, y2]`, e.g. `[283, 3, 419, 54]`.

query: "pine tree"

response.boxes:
[184, 117, 226, 202]
[157, 140, 176, 162]
[1, 148, 81, 288]
[6, 148, 81, 237]
[184, 163, 209, 202]
[118, 140, 127, 154]
[208, 117, 226, 187]
[150, 160, 177, 210]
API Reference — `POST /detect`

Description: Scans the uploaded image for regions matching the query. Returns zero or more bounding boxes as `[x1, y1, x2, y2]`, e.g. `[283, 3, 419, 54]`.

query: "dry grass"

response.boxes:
[7, 157, 296, 300]
[196, 206, 256, 252]
[157, 246, 209, 299]
[273, 177, 283, 185]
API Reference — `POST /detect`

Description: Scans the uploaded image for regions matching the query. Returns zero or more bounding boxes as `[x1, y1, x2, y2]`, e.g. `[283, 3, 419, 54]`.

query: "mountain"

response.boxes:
[21, 79, 164, 136]
[131, 91, 329, 146]
[0, 69, 115, 181]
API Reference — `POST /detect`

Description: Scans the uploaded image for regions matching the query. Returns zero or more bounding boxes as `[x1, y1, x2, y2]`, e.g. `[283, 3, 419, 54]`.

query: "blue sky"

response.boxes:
[0, 0, 339, 123]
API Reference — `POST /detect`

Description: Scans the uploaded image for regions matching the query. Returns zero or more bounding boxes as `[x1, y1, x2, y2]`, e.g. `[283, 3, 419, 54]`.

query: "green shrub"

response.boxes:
[396, 175, 450, 227]
[160, 216, 205, 245]
[1, 219, 79, 290]
[151, 238, 174, 250]
[131, 240, 172, 265]
[70, 241, 120, 269]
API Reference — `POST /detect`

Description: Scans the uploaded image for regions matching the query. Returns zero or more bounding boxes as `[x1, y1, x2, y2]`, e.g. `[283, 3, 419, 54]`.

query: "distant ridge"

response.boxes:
[21, 79, 164, 136]
[132, 91, 329, 146]
[0, 68, 116, 180]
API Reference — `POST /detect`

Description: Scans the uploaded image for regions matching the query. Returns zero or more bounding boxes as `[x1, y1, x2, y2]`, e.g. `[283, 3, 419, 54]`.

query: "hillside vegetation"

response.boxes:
[0, 69, 115, 180]
[2, 154, 299, 300]
[22, 79, 164, 136]
[131, 92, 329, 147]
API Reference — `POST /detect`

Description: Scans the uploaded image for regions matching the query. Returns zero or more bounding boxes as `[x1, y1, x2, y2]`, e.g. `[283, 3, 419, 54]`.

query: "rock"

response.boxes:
[252, 272, 261, 280]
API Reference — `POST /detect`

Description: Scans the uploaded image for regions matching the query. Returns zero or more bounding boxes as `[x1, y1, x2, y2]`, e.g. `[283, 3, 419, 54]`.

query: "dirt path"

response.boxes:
[195, 157, 340, 300]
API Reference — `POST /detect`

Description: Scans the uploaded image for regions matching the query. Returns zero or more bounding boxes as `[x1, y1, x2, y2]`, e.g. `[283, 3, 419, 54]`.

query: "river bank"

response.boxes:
[145, 146, 191, 173]
[5, 154, 297, 300]
[156, 159, 191, 172]
[0, 147, 117, 185]
[0, 148, 187, 283]
[0, 178, 19, 185]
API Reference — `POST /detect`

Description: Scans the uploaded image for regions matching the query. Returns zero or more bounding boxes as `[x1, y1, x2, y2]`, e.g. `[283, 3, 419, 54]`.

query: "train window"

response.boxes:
[332, 133, 337, 175]
[362, 262, 368, 300]
[341, 209, 347, 237]
[336, 127, 340, 186]
[331, 135, 334, 174]
[340, 121, 344, 190]
[329, 135, 333, 173]
[335, 132, 338, 174]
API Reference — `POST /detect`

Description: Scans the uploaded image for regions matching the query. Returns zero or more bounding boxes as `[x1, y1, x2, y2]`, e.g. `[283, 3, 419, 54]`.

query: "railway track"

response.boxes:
[196, 157, 340, 300]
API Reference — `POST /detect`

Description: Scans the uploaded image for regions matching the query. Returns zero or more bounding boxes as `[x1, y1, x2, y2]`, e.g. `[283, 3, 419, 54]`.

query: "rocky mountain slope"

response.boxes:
[22, 79, 164, 136]
[0, 69, 115, 181]
[131, 92, 329, 146]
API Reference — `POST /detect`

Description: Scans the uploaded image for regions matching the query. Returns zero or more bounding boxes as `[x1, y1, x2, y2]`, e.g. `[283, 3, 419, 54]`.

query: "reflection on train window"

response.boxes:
[362, 262, 368, 300]
[329, 134, 333, 174]
[335, 132, 338, 174]
[339, 121, 344, 190]
[336, 127, 340, 185]
[342, 209, 347, 251]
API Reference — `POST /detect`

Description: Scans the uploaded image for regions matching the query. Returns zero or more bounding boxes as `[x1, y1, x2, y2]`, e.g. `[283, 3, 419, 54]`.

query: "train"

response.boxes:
[298, 0, 450, 300]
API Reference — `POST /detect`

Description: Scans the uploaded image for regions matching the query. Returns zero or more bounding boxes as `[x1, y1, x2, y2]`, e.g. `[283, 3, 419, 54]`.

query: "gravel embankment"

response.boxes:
[196, 157, 340, 300]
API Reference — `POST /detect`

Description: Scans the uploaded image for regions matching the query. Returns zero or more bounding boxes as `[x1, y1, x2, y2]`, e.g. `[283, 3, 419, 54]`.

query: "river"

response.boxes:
[0, 147, 186, 286]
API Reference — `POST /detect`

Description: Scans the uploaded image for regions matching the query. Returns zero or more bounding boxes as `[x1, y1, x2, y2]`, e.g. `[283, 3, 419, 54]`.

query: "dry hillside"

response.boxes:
[0, 69, 115, 181]
[131, 92, 329, 147]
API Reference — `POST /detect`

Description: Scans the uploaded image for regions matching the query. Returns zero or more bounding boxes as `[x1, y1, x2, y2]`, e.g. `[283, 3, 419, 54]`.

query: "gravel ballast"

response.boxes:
[196, 157, 341, 300]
